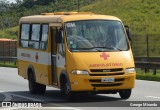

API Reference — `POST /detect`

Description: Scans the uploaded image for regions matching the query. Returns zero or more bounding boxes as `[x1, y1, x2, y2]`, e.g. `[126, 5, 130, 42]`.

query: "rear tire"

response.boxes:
[28, 72, 46, 94]
[28, 72, 37, 94]
[36, 83, 46, 94]
[119, 89, 131, 99]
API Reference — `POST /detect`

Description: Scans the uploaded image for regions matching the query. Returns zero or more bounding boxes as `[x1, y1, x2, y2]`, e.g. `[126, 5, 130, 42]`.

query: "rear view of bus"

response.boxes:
[17, 12, 136, 100]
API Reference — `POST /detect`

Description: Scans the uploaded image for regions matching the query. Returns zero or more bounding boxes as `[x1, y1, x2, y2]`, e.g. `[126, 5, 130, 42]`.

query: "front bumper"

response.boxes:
[69, 73, 136, 92]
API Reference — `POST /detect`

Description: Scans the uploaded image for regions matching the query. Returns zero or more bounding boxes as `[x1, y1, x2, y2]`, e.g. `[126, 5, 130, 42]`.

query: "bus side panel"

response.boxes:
[18, 60, 50, 85]
[33, 63, 50, 86]
[17, 48, 52, 86]
[17, 60, 28, 79]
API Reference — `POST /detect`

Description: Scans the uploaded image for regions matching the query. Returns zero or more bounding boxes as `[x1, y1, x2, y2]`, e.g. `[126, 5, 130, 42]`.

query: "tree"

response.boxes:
[35, 0, 55, 5]
[15, 0, 23, 5]
[0, 0, 10, 13]
[21, 0, 35, 8]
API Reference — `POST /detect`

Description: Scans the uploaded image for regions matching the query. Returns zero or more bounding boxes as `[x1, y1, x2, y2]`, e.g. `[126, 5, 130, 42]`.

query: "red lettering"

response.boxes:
[90, 63, 123, 68]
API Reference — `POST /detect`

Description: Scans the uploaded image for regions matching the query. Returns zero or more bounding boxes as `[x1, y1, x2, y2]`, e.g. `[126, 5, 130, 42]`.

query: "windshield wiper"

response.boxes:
[70, 46, 123, 52]
[92, 46, 123, 51]
[70, 48, 99, 51]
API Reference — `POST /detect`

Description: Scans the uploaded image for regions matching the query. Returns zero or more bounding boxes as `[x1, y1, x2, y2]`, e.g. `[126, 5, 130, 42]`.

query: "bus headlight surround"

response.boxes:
[72, 70, 89, 75]
[125, 68, 135, 74]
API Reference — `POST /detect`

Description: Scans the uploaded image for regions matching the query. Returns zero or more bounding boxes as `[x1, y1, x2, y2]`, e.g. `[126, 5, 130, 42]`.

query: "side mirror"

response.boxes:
[124, 25, 131, 41]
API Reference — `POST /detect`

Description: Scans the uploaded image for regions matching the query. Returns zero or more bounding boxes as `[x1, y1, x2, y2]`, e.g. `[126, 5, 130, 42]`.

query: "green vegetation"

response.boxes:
[1, 0, 160, 39]
[136, 73, 160, 82]
[80, 0, 160, 57]
[81, 0, 160, 35]
[136, 68, 160, 82]
[0, 62, 17, 68]
[0, 26, 18, 39]
[0, 0, 97, 39]
[0, 0, 97, 29]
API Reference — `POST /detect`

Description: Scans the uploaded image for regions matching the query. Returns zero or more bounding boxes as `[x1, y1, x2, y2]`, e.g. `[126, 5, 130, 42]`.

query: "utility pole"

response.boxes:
[77, 0, 80, 12]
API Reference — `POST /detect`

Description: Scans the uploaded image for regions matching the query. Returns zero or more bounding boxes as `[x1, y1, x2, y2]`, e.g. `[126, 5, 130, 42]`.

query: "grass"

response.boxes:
[0, 26, 18, 40]
[136, 68, 160, 82]
[0, 62, 17, 68]
[136, 73, 160, 82]
[81, 0, 160, 35]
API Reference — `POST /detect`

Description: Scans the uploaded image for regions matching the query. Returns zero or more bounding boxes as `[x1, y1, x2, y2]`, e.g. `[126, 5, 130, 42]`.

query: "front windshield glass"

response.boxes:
[65, 20, 129, 52]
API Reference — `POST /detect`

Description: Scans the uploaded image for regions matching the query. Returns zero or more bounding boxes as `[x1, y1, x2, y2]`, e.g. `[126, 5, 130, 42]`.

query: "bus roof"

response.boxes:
[19, 12, 121, 23]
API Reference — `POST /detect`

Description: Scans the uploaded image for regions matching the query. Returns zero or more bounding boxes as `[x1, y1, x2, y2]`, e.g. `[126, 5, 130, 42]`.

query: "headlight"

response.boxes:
[72, 70, 88, 75]
[125, 68, 135, 73]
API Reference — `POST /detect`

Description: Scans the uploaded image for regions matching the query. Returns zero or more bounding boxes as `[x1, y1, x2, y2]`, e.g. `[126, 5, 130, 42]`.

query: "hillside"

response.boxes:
[0, 0, 97, 29]
[81, 0, 160, 34]
[0, 0, 97, 39]
[0, 0, 160, 39]
[0, 26, 18, 39]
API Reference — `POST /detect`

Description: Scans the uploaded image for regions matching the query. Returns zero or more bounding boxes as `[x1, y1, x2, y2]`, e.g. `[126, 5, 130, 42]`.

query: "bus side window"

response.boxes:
[40, 24, 48, 50]
[20, 24, 30, 48]
[29, 24, 40, 49]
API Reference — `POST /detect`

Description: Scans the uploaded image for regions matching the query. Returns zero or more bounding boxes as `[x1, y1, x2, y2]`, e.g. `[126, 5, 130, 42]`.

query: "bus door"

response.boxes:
[50, 23, 63, 85]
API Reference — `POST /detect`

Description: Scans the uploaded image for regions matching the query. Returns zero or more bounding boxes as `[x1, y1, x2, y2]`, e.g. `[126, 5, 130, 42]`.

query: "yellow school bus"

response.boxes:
[17, 12, 136, 99]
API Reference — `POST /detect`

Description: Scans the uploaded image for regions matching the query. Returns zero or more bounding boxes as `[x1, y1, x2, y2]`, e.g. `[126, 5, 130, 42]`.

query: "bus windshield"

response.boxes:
[65, 20, 129, 52]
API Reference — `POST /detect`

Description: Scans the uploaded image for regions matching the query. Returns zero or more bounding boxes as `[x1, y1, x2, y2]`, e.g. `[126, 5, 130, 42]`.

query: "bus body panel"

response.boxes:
[17, 48, 51, 85]
[65, 50, 135, 91]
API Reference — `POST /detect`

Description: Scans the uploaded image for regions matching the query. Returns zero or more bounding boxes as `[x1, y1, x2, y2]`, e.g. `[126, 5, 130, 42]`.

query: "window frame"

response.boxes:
[40, 24, 49, 50]
[19, 23, 31, 48]
[19, 23, 49, 50]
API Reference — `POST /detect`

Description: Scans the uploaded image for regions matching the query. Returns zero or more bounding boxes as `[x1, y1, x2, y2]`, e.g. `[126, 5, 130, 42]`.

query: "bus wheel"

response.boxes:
[28, 72, 46, 94]
[119, 89, 131, 99]
[28, 72, 37, 94]
[61, 78, 74, 99]
[36, 83, 46, 94]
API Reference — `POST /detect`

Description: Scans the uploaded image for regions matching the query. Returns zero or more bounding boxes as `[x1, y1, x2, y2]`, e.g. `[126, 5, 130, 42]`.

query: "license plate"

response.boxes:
[101, 78, 115, 82]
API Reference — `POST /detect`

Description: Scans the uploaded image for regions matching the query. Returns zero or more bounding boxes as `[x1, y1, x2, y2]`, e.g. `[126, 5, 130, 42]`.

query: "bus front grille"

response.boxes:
[90, 68, 123, 72]
[89, 72, 124, 76]
[89, 68, 124, 76]
[91, 83, 122, 87]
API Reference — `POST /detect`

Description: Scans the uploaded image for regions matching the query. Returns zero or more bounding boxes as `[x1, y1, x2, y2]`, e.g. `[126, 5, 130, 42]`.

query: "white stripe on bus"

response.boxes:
[17, 49, 65, 68]
[17, 48, 51, 65]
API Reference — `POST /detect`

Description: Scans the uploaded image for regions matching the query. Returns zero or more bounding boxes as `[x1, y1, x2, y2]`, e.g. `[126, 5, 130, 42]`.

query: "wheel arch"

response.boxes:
[59, 70, 70, 88]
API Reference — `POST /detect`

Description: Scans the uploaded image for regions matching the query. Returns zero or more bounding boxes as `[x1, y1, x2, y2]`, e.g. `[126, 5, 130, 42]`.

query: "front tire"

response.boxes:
[119, 89, 131, 99]
[60, 78, 74, 99]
